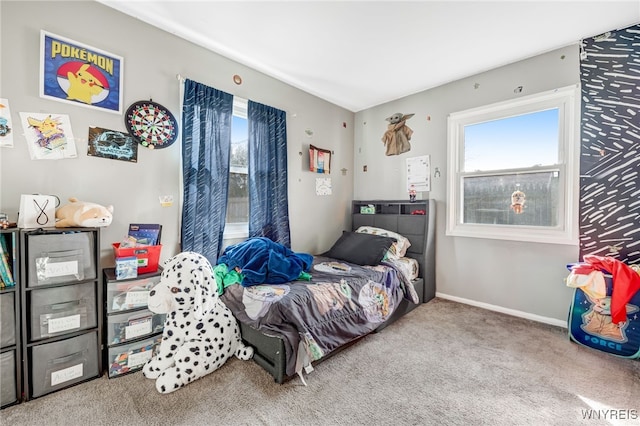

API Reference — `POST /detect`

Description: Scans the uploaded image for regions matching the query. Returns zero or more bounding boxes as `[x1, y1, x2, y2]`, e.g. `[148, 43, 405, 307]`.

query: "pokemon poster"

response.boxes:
[40, 31, 124, 114]
[19, 112, 77, 160]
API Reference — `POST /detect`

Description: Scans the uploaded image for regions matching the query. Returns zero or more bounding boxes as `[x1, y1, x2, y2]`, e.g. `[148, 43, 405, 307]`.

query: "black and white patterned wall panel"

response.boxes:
[579, 24, 640, 264]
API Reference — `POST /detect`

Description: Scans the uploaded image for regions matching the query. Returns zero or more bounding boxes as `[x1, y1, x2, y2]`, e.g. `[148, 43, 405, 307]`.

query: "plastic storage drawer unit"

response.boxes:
[28, 282, 97, 341]
[105, 309, 165, 345]
[29, 331, 99, 398]
[107, 335, 162, 378]
[105, 273, 161, 313]
[26, 232, 96, 288]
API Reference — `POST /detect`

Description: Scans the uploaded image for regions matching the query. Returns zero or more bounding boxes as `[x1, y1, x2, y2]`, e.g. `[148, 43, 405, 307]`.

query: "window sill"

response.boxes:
[446, 223, 579, 245]
[223, 223, 248, 241]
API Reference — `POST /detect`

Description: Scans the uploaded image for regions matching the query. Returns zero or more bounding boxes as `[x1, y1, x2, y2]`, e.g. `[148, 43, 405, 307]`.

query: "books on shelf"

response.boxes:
[128, 224, 162, 246]
[0, 234, 15, 288]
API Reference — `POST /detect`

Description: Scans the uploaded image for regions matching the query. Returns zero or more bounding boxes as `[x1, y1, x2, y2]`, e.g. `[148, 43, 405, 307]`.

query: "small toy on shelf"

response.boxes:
[55, 197, 113, 227]
[409, 185, 417, 203]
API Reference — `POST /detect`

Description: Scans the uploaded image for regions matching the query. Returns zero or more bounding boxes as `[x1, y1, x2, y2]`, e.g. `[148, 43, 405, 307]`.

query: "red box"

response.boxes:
[113, 243, 162, 274]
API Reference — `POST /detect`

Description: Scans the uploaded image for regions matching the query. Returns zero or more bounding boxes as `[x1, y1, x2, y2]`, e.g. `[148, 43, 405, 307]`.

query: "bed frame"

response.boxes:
[238, 199, 436, 383]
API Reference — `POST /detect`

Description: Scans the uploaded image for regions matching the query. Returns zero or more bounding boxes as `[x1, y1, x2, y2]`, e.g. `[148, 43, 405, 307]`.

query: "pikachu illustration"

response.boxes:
[26, 115, 65, 149]
[66, 63, 104, 104]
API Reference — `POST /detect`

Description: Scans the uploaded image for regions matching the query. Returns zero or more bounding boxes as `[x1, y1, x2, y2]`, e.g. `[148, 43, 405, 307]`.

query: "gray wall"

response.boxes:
[0, 1, 354, 267]
[1, 1, 584, 324]
[354, 46, 581, 324]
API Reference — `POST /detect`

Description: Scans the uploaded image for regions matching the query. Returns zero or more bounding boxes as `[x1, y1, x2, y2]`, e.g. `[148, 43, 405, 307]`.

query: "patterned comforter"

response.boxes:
[220, 255, 417, 378]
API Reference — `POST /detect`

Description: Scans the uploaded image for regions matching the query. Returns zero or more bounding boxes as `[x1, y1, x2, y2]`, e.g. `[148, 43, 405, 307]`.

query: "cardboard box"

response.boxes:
[113, 243, 161, 274]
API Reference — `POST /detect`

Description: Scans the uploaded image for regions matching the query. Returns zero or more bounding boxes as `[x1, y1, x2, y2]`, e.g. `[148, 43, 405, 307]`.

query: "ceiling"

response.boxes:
[99, 1, 640, 112]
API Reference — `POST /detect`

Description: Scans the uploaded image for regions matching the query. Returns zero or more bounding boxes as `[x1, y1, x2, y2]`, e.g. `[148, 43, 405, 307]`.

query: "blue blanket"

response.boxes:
[217, 237, 313, 286]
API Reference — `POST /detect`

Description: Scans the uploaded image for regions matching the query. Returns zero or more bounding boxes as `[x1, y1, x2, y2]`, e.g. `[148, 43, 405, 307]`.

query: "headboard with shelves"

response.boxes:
[352, 199, 435, 302]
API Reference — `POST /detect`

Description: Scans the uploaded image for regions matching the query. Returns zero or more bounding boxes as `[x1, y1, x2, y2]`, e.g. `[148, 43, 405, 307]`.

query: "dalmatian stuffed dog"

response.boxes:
[142, 252, 253, 393]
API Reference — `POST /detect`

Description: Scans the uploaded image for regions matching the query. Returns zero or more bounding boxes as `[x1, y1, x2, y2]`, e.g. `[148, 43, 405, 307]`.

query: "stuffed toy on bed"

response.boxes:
[142, 251, 253, 394]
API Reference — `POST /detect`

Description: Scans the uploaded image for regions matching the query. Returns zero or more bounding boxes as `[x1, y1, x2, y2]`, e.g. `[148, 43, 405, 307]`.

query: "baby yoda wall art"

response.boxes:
[381, 112, 414, 156]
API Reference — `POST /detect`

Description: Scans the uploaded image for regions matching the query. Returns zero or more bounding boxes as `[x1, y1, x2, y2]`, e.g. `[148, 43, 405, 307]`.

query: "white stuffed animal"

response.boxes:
[55, 197, 113, 228]
[142, 252, 253, 394]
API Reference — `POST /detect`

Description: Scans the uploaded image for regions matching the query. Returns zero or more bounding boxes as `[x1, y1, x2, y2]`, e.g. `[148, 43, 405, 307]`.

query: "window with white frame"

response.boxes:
[446, 85, 580, 244]
[224, 97, 249, 239]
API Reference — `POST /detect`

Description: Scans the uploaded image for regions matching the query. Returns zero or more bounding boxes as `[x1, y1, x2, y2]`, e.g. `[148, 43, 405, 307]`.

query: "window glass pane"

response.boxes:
[462, 171, 559, 227]
[227, 114, 248, 224]
[230, 115, 248, 167]
[464, 108, 559, 172]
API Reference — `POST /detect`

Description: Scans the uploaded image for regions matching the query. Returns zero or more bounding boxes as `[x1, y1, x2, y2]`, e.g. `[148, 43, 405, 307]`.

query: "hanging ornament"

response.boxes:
[510, 189, 526, 214]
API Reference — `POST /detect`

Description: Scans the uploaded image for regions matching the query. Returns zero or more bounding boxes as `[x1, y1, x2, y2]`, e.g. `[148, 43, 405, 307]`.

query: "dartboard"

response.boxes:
[124, 100, 178, 149]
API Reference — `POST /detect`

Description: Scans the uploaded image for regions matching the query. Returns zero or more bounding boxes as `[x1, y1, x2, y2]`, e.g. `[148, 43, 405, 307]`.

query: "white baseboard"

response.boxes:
[435, 292, 568, 329]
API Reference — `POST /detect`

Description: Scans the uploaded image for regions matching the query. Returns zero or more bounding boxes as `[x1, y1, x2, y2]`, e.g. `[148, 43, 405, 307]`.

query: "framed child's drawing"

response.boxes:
[309, 144, 331, 174]
[40, 30, 124, 114]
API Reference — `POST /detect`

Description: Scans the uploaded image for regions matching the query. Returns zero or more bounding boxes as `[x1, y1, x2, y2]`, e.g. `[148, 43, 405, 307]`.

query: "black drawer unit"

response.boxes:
[0, 229, 20, 408]
[20, 228, 102, 400]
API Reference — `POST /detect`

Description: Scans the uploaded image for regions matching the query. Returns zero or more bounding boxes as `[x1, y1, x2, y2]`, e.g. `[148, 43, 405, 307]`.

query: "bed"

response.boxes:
[219, 199, 435, 383]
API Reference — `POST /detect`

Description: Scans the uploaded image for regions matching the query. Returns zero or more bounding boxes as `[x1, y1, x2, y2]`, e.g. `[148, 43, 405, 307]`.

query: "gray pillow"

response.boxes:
[325, 231, 396, 266]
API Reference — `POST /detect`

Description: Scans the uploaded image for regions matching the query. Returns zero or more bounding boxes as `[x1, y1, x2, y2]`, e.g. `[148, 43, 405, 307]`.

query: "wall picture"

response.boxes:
[309, 144, 331, 174]
[87, 126, 138, 162]
[19, 112, 77, 160]
[40, 30, 124, 114]
[0, 98, 13, 147]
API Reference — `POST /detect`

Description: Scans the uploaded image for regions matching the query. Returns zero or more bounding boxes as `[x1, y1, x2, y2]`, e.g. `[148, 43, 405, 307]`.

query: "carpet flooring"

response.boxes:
[2, 298, 639, 425]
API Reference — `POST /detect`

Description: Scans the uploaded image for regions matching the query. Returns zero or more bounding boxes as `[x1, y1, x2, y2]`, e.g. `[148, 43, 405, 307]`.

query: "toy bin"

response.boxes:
[567, 269, 640, 359]
[112, 243, 161, 274]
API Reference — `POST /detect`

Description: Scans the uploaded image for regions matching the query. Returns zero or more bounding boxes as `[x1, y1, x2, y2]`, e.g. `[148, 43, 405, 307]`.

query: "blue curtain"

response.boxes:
[247, 100, 291, 247]
[181, 79, 233, 264]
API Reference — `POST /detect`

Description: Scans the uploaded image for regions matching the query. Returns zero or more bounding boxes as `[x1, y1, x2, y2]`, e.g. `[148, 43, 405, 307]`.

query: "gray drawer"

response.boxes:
[29, 282, 97, 341]
[0, 350, 17, 407]
[106, 309, 165, 345]
[30, 331, 99, 398]
[0, 292, 16, 347]
[107, 334, 162, 378]
[105, 274, 161, 313]
[27, 232, 96, 287]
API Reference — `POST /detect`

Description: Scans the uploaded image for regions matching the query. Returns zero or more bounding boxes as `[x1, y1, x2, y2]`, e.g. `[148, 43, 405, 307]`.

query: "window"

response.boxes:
[446, 85, 580, 244]
[224, 97, 248, 239]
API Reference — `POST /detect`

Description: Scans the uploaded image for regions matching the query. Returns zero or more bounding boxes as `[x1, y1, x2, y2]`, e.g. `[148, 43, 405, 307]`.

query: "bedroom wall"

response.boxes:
[0, 1, 354, 267]
[354, 46, 583, 324]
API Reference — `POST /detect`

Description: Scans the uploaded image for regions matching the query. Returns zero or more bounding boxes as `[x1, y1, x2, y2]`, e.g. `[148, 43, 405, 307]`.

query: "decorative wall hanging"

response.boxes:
[19, 112, 77, 160]
[309, 144, 331, 174]
[382, 112, 414, 156]
[40, 31, 124, 114]
[510, 189, 526, 214]
[316, 178, 332, 196]
[87, 126, 138, 162]
[124, 100, 179, 149]
[406, 155, 430, 192]
[0, 99, 13, 147]
[579, 23, 640, 264]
